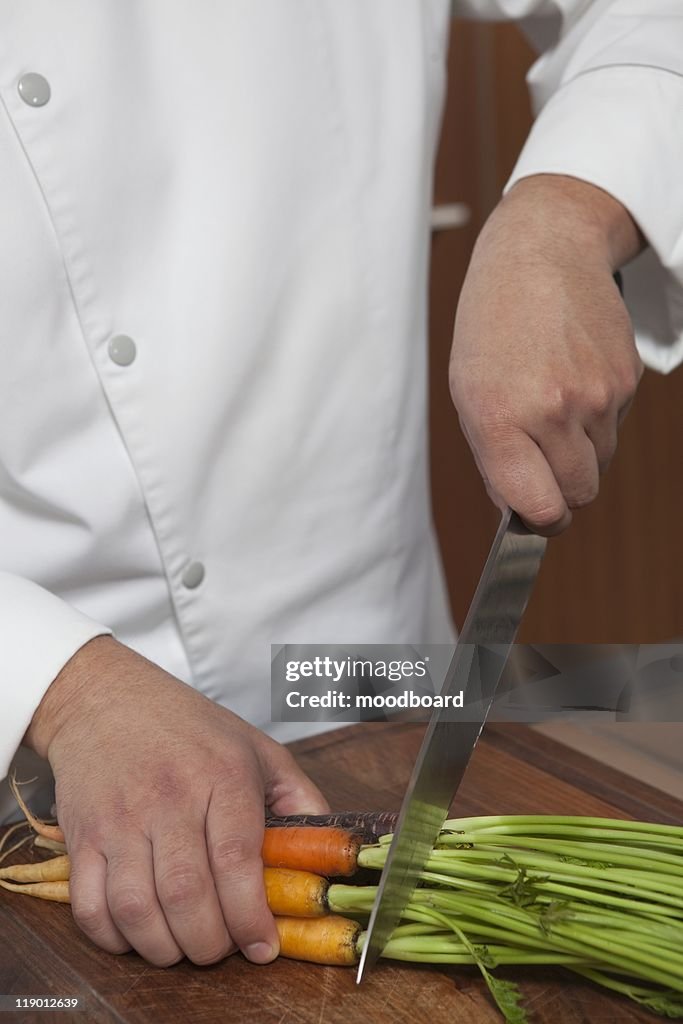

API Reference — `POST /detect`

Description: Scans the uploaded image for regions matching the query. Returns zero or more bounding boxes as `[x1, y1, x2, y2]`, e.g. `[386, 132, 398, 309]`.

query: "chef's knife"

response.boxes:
[356, 508, 546, 982]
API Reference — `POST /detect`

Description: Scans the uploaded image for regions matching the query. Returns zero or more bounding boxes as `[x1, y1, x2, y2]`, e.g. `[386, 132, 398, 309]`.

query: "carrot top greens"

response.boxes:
[328, 815, 683, 1023]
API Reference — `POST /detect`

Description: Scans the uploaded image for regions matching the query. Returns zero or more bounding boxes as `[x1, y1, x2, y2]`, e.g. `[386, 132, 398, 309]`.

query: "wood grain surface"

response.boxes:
[1, 723, 681, 1024]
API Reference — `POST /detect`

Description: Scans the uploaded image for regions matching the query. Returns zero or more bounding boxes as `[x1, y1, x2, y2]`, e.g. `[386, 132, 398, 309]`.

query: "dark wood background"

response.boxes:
[430, 22, 683, 643]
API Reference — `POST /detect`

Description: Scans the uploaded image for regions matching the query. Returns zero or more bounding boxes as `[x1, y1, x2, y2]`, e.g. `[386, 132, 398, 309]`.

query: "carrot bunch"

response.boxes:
[262, 824, 366, 965]
[7, 791, 683, 1023]
[0, 777, 369, 967]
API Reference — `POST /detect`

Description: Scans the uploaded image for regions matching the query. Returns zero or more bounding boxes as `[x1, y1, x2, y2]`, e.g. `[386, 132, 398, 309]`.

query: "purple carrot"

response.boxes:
[265, 811, 398, 843]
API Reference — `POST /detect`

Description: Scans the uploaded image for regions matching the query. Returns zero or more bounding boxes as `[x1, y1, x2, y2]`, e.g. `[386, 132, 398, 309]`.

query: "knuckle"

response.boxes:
[210, 834, 256, 875]
[190, 938, 235, 966]
[613, 355, 642, 397]
[586, 383, 614, 418]
[539, 386, 573, 427]
[471, 403, 515, 439]
[109, 885, 157, 929]
[211, 753, 260, 799]
[226, 912, 268, 944]
[156, 866, 206, 911]
[623, 362, 642, 395]
[215, 758, 254, 789]
[451, 381, 514, 434]
[71, 893, 107, 934]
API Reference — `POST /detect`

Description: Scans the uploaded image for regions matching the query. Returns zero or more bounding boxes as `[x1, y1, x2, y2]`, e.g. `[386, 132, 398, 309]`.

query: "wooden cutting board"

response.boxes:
[1, 723, 681, 1024]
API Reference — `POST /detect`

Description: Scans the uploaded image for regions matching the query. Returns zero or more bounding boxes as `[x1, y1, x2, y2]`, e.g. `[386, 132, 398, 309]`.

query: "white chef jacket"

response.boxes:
[1, 1, 683, 797]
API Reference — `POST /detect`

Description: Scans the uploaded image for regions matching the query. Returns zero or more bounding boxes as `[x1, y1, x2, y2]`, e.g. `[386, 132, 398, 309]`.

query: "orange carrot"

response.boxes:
[9, 775, 65, 845]
[274, 914, 361, 966]
[0, 855, 70, 883]
[262, 827, 361, 877]
[0, 879, 70, 903]
[264, 867, 329, 918]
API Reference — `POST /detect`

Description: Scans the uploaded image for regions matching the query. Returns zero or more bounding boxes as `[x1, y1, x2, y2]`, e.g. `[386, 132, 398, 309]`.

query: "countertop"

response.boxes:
[1, 722, 681, 1024]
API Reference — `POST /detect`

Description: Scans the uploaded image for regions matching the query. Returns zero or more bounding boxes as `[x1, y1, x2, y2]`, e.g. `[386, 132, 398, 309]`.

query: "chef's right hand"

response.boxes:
[23, 635, 329, 966]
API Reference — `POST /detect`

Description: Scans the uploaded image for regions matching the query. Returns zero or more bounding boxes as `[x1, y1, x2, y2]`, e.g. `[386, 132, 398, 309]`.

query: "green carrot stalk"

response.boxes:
[334, 814, 683, 1022]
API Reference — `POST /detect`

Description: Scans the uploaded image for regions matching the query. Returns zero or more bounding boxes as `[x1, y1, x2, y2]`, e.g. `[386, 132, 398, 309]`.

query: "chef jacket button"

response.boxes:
[108, 334, 137, 367]
[18, 73, 51, 107]
[182, 561, 205, 590]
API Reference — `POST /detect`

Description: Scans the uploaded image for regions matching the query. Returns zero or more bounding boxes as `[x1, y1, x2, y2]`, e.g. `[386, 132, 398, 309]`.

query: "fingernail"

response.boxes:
[245, 942, 277, 964]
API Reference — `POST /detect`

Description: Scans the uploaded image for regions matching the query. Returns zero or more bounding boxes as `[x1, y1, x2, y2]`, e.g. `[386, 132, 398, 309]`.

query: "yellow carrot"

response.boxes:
[0, 879, 70, 903]
[0, 855, 70, 883]
[264, 867, 329, 917]
[274, 915, 361, 966]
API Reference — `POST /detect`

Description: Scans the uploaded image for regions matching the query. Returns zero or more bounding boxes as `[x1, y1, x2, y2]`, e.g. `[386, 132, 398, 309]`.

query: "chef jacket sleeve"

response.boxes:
[0, 572, 111, 779]
[453, 0, 683, 374]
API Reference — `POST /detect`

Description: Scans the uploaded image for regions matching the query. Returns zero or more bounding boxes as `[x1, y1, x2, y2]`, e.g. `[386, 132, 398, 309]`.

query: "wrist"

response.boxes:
[23, 634, 119, 759]
[496, 174, 644, 272]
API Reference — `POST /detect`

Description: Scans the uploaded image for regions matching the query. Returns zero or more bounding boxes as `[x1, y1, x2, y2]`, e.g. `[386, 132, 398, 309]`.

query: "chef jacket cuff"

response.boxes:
[506, 66, 683, 375]
[0, 572, 112, 779]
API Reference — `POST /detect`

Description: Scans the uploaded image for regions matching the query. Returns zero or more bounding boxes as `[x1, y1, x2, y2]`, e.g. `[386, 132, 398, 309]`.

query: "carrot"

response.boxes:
[262, 826, 361, 877]
[274, 914, 361, 966]
[0, 855, 70, 883]
[264, 867, 329, 918]
[0, 879, 70, 903]
[266, 811, 398, 844]
[0, 856, 330, 917]
[34, 836, 68, 855]
[9, 774, 65, 845]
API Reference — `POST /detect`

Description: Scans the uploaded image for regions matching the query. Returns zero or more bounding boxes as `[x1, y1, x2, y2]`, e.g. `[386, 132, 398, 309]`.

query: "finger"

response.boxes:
[532, 423, 600, 510]
[262, 743, 330, 816]
[617, 391, 637, 429]
[153, 824, 233, 966]
[206, 774, 279, 964]
[475, 428, 571, 536]
[586, 415, 618, 474]
[459, 416, 507, 512]
[69, 846, 130, 955]
[106, 837, 182, 967]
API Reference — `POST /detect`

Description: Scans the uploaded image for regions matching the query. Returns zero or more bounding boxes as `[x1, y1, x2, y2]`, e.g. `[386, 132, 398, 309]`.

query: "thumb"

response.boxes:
[262, 742, 330, 816]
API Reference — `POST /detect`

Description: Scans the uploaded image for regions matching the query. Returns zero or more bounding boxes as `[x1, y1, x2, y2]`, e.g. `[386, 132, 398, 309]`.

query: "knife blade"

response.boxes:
[356, 508, 546, 982]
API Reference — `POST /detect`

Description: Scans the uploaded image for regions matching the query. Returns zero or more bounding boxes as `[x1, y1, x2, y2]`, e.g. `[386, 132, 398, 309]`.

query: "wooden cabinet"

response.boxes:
[430, 21, 683, 643]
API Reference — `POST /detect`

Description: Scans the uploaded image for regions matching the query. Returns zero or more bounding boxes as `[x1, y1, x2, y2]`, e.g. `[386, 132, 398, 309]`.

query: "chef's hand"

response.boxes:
[24, 635, 329, 966]
[450, 174, 644, 535]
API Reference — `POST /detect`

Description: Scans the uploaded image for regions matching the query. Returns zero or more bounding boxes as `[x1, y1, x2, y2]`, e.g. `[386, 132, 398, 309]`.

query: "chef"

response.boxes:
[1, 0, 681, 969]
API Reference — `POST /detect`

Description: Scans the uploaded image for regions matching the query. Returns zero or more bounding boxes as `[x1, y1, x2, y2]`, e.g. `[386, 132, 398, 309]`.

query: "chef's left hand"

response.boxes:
[449, 174, 644, 536]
